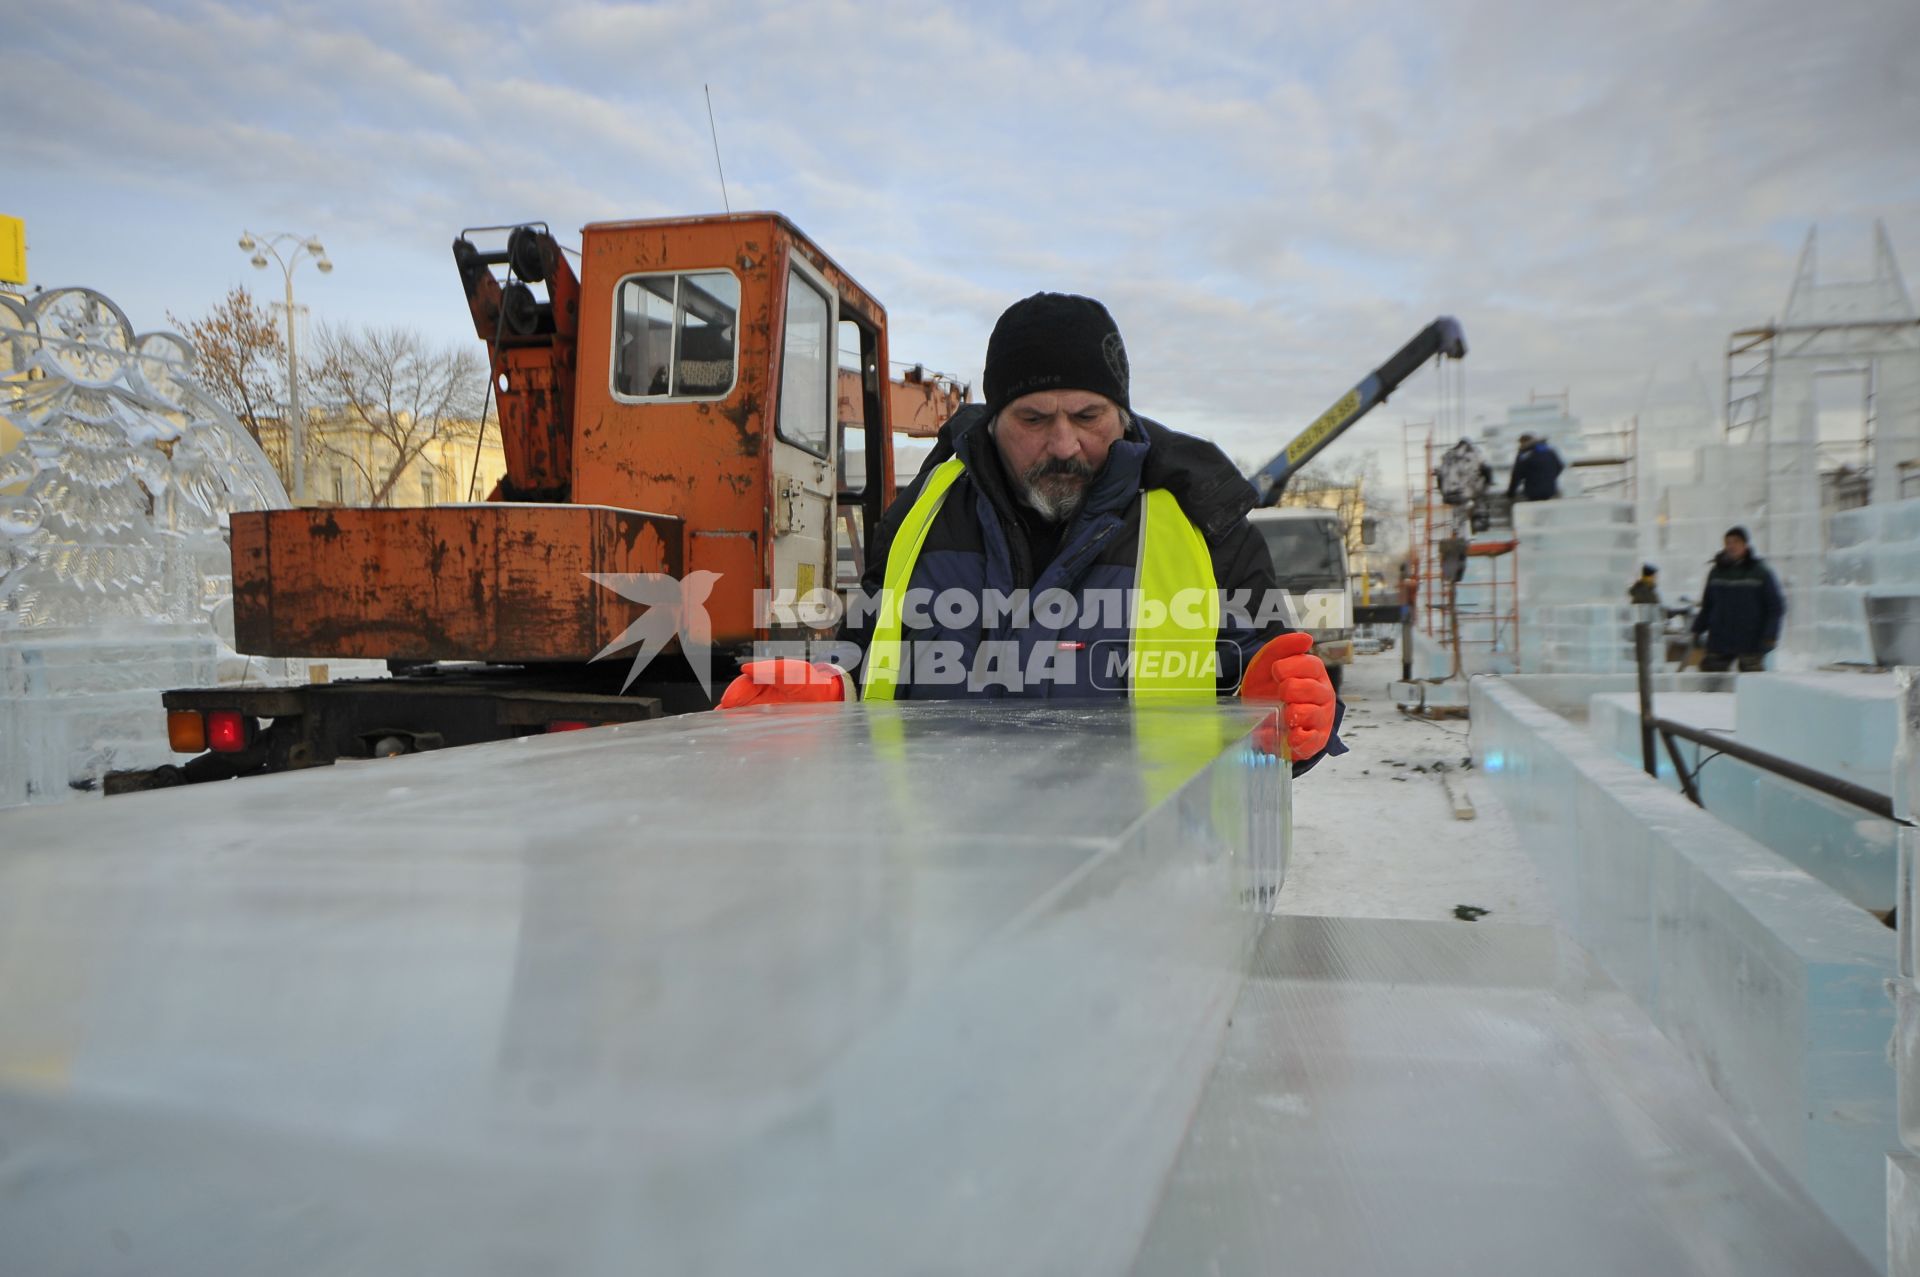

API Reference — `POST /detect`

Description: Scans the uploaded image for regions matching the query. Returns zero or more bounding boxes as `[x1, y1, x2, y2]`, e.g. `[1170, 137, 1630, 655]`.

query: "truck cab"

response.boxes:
[1247, 507, 1355, 688]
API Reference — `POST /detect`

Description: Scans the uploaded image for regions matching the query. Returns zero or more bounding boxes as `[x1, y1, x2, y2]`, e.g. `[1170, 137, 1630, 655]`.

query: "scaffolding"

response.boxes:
[1402, 423, 1520, 675]
[1723, 223, 1920, 655]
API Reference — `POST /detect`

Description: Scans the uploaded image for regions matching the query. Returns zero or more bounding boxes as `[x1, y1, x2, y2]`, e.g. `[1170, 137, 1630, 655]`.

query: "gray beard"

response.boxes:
[1013, 458, 1097, 523]
[1015, 477, 1085, 523]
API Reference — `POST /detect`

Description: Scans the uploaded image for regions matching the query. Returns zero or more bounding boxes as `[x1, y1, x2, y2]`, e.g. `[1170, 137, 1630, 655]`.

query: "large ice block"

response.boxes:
[1896, 669, 1920, 823]
[0, 626, 218, 805]
[1892, 1152, 1920, 1277]
[1904, 825, 1920, 981]
[1472, 676, 1897, 1261]
[1735, 671, 1898, 795]
[1900, 980, 1920, 1156]
[0, 701, 1288, 1275]
[1586, 685, 1899, 913]
[1512, 498, 1634, 531]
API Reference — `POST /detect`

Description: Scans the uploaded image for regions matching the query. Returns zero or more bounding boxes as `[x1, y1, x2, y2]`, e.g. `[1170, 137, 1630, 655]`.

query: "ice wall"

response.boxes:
[1893, 671, 1920, 1274]
[1472, 676, 1896, 1263]
[0, 288, 295, 805]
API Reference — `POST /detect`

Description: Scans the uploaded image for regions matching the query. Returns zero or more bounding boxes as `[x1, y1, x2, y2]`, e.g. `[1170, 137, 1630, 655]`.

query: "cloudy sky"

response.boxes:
[8, 0, 1918, 498]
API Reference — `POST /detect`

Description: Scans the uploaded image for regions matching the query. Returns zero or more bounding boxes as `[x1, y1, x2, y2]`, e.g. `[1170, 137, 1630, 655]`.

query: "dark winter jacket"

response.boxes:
[843, 404, 1344, 768]
[1507, 441, 1564, 501]
[1691, 552, 1785, 655]
[1627, 577, 1660, 605]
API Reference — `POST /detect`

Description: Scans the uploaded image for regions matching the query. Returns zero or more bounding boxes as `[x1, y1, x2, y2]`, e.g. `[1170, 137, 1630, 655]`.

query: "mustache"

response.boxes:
[1023, 456, 1096, 485]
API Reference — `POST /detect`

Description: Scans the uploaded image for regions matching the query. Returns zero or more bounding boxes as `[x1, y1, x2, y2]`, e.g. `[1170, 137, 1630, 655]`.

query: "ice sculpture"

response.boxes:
[0, 288, 293, 806]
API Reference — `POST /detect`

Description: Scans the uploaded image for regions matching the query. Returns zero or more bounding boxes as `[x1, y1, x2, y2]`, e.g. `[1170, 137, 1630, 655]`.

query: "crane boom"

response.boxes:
[1251, 316, 1467, 506]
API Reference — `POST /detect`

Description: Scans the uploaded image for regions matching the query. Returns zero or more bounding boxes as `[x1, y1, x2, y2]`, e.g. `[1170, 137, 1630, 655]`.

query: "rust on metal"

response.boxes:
[231, 506, 684, 662]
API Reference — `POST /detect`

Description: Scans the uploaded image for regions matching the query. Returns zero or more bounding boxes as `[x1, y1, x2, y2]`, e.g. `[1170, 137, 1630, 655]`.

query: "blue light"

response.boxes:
[1483, 751, 1505, 773]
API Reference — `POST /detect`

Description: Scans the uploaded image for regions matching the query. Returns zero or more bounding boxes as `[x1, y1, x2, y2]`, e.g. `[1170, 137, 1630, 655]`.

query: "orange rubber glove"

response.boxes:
[717, 659, 850, 709]
[1240, 632, 1336, 760]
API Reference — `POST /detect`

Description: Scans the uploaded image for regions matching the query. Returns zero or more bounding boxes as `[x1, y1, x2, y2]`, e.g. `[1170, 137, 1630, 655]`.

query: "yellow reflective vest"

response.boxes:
[863, 458, 1220, 702]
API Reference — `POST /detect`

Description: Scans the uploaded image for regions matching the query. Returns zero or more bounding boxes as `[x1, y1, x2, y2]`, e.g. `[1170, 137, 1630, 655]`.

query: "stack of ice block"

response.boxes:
[1514, 499, 1644, 673]
[1893, 670, 1920, 1275]
[0, 627, 219, 806]
[1814, 497, 1920, 668]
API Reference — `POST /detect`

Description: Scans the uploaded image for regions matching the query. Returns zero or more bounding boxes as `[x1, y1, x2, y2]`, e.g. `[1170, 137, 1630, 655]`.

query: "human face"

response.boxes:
[993, 390, 1125, 520]
[1724, 534, 1749, 560]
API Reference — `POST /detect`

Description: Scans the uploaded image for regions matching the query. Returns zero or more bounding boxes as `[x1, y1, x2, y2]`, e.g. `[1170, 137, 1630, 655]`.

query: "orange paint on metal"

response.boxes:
[231, 505, 685, 661]
[233, 212, 901, 669]
[572, 214, 894, 637]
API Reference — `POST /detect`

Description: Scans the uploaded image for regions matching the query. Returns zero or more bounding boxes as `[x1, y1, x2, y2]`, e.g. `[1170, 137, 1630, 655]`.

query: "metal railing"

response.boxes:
[1633, 621, 1896, 820]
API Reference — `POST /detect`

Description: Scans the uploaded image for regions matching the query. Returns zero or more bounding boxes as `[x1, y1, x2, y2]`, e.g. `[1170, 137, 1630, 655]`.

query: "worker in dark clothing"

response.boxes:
[1690, 527, 1784, 673]
[1628, 564, 1660, 605]
[1506, 433, 1564, 501]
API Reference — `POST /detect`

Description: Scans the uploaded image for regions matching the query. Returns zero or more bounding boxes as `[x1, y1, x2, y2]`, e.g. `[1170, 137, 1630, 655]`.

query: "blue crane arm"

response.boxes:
[1250, 316, 1467, 506]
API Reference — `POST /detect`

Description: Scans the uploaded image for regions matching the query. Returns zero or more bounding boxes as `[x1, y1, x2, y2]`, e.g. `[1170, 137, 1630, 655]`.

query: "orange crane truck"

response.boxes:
[112, 214, 907, 789]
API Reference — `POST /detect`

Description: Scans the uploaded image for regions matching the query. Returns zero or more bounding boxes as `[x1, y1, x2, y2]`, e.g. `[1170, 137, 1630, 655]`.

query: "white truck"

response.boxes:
[1248, 506, 1355, 689]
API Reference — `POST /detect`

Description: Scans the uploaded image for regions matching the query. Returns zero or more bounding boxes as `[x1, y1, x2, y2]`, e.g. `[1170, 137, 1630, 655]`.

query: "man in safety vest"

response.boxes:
[719, 292, 1344, 771]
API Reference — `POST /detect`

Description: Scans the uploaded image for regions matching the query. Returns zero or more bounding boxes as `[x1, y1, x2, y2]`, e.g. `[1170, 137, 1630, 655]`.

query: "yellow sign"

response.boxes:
[1286, 388, 1362, 465]
[0, 216, 24, 286]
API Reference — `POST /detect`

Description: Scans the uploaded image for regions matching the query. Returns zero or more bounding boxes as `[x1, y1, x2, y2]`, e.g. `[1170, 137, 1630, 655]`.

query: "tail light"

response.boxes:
[206, 710, 251, 753]
[167, 710, 206, 753]
[545, 720, 592, 733]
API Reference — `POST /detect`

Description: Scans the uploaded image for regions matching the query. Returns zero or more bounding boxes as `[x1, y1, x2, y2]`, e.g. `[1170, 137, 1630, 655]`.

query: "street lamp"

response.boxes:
[238, 230, 333, 502]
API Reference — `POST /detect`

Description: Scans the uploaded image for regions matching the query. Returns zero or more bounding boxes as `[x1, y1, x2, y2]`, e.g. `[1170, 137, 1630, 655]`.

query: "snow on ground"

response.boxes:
[1277, 649, 1558, 926]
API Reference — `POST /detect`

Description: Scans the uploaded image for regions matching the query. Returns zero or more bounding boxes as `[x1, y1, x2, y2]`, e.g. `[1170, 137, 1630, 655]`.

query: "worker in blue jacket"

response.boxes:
[1690, 527, 1785, 673]
[1506, 433, 1564, 501]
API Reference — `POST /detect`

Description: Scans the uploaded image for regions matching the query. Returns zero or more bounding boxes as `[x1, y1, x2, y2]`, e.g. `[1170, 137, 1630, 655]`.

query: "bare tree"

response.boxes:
[1281, 452, 1388, 540]
[168, 286, 287, 459]
[308, 325, 487, 507]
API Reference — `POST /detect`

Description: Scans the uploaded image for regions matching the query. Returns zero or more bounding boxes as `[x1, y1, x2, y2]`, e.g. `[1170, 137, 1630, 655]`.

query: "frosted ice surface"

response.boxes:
[0, 288, 299, 806]
[0, 701, 1297, 1275]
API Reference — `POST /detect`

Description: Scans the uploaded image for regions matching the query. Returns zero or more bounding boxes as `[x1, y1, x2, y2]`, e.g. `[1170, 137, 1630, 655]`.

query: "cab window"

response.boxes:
[612, 270, 740, 399]
[777, 268, 832, 456]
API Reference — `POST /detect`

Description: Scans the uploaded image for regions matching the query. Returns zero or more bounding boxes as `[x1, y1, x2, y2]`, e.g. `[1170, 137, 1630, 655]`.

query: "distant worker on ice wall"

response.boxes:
[1506, 432, 1564, 501]
[1690, 528, 1785, 673]
[1628, 564, 1661, 606]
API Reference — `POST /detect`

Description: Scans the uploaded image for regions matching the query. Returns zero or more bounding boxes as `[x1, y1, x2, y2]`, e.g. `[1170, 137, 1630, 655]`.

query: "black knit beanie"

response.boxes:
[982, 292, 1130, 418]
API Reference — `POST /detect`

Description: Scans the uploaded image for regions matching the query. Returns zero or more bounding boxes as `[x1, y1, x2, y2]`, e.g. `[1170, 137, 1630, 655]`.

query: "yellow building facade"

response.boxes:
[1279, 480, 1376, 599]
[255, 412, 507, 507]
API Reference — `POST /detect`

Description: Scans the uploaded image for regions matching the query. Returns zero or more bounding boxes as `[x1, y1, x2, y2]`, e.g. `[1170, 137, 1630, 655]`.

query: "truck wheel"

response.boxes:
[1328, 663, 1344, 693]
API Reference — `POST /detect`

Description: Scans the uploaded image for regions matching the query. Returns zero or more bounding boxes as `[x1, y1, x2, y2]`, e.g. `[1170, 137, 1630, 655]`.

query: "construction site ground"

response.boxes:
[1282, 648, 1556, 925]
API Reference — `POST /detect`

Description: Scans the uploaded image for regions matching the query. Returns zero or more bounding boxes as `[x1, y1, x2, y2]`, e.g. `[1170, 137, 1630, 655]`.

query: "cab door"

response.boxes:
[771, 255, 838, 605]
